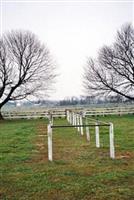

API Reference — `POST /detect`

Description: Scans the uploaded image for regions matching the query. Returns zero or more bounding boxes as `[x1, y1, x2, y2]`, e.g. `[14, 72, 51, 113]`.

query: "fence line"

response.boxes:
[47, 110, 115, 161]
[2, 105, 134, 119]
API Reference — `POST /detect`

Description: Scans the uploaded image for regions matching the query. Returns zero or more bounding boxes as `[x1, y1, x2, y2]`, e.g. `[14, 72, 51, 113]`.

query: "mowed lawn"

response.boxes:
[0, 115, 134, 200]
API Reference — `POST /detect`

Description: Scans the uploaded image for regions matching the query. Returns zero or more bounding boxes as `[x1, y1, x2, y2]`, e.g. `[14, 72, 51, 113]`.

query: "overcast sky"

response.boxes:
[0, 0, 134, 100]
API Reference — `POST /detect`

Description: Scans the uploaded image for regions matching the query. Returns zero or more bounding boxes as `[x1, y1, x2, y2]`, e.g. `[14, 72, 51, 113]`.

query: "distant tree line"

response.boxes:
[59, 95, 133, 106]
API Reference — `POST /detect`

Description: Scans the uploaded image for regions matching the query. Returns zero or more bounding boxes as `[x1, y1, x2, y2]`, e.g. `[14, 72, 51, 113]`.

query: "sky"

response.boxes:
[0, 0, 134, 100]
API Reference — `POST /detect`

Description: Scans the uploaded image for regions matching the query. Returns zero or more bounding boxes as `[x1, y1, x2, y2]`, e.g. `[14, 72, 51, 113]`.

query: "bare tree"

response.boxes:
[0, 30, 56, 119]
[83, 23, 134, 101]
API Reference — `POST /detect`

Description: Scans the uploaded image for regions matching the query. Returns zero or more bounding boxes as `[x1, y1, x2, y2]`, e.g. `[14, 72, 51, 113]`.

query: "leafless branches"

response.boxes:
[0, 30, 56, 111]
[83, 23, 134, 100]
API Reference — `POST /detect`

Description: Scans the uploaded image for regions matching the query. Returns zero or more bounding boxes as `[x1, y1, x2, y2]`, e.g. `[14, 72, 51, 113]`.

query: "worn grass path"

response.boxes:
[0, 115, 134, 200]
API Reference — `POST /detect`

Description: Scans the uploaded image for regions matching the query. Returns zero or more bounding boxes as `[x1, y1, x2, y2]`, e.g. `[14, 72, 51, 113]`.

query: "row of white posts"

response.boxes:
[67, 110, 84, 136]
[47, 111, 115, 161]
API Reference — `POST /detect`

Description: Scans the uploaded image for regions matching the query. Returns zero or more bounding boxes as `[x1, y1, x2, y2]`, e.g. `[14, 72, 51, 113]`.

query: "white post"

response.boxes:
[49, 114, 53, 125]
[73, 112, 75, 125]
[77, 114, 80, 132]
[67, 110, 69, 122]
[71, 112, 73, 124]
[69, 111, 72, 124]
[80, 115, 84, 135]
[109, 123, 115, 159]
[86, 126, 90, 142]
[74, 114, 77, 128]
[95, 122, 100, 148]
[51, 115, 53, 125]
[47, 124, 53, 161]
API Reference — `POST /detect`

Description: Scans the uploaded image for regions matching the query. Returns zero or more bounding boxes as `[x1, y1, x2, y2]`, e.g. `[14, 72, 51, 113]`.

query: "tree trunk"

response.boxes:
[0, 108, 4, 120]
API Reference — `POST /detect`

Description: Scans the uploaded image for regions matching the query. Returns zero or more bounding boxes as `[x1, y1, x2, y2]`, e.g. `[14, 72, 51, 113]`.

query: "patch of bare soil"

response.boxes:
[27, 122, 48, 163]
[35, 123, 48, 162]
[116, 151, 134, 159]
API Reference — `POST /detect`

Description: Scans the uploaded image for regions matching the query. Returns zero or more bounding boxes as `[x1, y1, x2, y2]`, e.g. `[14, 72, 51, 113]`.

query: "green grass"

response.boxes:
[0, 115, 134, 200]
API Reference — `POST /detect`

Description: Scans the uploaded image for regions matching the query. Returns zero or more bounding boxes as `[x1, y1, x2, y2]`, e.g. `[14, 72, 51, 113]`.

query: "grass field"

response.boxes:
[0, 115, 134, 200]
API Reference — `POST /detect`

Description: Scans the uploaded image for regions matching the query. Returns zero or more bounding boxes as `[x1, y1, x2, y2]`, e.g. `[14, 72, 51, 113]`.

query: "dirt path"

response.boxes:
[32, 122, 48, 163]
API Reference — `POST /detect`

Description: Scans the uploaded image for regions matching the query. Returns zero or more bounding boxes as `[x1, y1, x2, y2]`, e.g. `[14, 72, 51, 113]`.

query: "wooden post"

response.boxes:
[47, 124, 53, 161]
[95, 122, 100, 148]
[86, 126, 90, 142]
[80, 115, 84, 135]
[109, 123, 115, 159]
